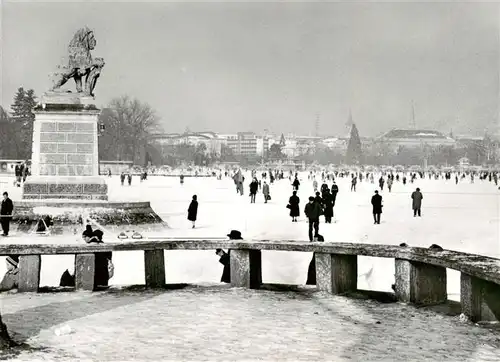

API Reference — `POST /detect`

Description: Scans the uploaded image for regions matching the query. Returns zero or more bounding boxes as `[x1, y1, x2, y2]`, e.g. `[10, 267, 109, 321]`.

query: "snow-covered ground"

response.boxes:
[0, 172, 499, 301]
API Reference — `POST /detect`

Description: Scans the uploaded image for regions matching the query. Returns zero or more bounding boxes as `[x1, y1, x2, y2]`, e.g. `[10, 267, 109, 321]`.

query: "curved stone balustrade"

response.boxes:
[0, 239, 499, 323]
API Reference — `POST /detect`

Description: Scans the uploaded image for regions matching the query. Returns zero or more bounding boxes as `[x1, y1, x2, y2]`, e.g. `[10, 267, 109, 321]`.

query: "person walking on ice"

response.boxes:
[262, 180, 270, 203]
[411, 187, 423, 217]
[187, 195, 198, 228]
[371, 190, 383, 225]
[304, 196, 322, 241]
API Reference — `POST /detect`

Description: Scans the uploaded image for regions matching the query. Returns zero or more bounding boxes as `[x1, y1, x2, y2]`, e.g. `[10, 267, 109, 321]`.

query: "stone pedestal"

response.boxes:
[23, 94, 107, 200]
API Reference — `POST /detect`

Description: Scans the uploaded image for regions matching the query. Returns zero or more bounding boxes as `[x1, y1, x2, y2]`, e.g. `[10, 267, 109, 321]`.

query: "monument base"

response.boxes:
[23, 176, 108, 200]
[12, 199, 166, 236]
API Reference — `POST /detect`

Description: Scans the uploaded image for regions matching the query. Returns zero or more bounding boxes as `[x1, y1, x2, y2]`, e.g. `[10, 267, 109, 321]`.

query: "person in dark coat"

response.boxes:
[371, 190, 383, 224]
[187, 195, 198, 228]
[288, 191, 300, 222]
[292, 177, 300, 191]
[331, 181, 339, 218]
[322, 190, 334, 223]
[411, 187, 423, 217]
[1, 192, 14, 236]
[249, 178, 258, 203]
[304, 197, 322, 241]
[216, 230, 244, 283]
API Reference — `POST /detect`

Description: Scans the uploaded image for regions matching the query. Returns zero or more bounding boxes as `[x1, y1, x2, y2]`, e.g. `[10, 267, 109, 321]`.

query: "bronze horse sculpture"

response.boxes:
[51, 27, 105, 97]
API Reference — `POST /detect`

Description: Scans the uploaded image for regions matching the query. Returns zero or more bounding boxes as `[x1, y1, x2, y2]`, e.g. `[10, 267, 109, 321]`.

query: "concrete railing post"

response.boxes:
[75, 253, 96, 291]
[18, 255, 41, 292]
[461, 273, 500, 322]
[394, 259, 447, 305]
[315, 253, 357, 294]
[230, 249, 262, 289]
[144, 249, 166, 288]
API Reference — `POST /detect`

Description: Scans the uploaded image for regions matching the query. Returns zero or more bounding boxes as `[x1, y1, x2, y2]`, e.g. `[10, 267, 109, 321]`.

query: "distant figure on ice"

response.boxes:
[371, 190, 383, 225]
[120, 172, 125, 186]
[14, 162, 23, 187]
[379, 177, 385, 191]
[1, 192, 14, 237]
[288, 190, 300, 222]
[313, 178, 318, 193]
[351, 175, 357, 192]
[331, 181, 339, 219]
[387, 177, 393, 192]
[180, 174, 185, 185]
[411, 188, 423, 217]
[292, 177, 300, 191]
[304, 196, 321, 241]
[188, 195, 198, 228]
[249, 178, 259, 203]
[127, 173, 132, 186]
[262, 181, 270, 203]
[322, 189, 334, 224]
[216, 230, 244, 283]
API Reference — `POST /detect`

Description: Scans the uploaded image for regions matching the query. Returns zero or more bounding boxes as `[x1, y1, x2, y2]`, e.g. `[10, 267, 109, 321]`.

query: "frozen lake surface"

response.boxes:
[0, 172, 499, 300]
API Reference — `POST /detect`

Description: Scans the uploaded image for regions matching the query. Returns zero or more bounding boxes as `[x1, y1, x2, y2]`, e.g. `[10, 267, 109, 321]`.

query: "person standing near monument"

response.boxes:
[1, 192, 13, 236]
[371, 190, 383, 225]
[411, 187, 423, 217]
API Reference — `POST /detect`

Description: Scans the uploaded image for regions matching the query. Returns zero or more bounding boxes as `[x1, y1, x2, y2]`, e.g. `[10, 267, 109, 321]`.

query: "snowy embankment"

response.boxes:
[0, 172, 498, 301]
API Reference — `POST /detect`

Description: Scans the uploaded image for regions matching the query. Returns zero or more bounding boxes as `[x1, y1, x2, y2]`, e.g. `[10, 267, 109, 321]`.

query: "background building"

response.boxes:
[377, 129, 456, 151]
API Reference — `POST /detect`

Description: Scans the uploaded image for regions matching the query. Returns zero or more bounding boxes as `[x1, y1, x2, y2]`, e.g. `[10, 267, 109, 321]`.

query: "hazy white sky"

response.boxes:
[1, 1, 499, 136]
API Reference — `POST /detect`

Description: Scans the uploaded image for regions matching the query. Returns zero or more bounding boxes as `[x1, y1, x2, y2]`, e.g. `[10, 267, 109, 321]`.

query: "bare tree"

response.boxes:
[98, 96, 161, 162]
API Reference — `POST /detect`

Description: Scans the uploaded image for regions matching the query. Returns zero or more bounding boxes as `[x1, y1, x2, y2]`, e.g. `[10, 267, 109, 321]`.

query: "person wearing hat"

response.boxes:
[215, 230, 243, 283]
[0, 255, 19, 291]
[371, 190, 383, 224]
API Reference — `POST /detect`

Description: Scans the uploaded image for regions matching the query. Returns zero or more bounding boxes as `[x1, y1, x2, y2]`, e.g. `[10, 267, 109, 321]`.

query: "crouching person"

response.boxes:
[60, 225, 114, 289]
[0, 255, 20, 291]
